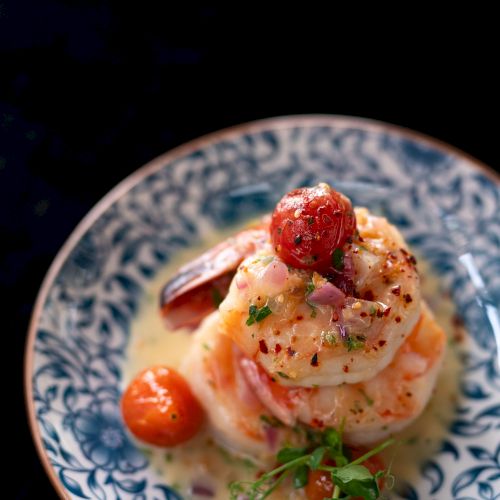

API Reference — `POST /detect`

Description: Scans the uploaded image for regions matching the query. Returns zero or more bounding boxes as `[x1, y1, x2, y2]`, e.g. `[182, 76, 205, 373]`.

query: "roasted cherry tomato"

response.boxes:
[121, 365, 204, 446]
[270, 183, 356, 271]
[305, 449, 385, 500]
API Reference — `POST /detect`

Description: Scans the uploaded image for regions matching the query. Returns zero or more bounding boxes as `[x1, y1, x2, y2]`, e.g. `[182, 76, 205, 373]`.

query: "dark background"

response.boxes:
[1, 2, 498, 498]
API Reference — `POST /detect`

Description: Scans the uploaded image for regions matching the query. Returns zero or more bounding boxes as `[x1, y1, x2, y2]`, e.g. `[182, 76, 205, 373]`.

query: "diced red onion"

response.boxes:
[235, 274, 248, 289]
[190, 481, 215, 497]
[338, 322, 348, 341]
[264, 425, 279, 452]
[308, 282, 345, 306]
[262, 259, 288, 288]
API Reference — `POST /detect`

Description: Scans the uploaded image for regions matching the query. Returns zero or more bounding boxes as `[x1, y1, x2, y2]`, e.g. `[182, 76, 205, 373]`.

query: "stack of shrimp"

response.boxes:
[158, 183, 446, 463]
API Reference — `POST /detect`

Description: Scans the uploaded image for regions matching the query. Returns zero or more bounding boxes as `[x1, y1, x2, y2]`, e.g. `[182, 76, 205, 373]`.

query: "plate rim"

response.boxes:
[23, 114, 500, 498]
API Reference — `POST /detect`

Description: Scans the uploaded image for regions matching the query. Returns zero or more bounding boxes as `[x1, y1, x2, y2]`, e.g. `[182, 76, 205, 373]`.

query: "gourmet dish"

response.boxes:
[121, 183, 447, 499]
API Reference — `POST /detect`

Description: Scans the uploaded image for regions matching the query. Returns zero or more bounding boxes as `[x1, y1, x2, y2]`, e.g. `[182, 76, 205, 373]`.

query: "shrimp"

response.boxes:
[240, 302, 446, 445]
[219, 208, 421, 387]
[181, 312, 296, 463]
[160, 226, 268, 330]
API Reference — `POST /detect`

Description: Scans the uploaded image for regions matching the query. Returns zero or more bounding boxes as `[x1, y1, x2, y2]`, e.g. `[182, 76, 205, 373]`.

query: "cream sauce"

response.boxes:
[124, 232, 464, 499]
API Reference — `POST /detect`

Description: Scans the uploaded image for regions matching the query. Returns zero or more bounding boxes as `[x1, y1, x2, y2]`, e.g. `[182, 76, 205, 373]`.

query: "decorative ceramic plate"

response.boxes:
[25, 116, 500, 499]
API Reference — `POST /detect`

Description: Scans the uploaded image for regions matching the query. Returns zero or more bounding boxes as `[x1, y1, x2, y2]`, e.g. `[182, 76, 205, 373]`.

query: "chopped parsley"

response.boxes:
[332, 248, 345, 270]
[323, 331, 337, 345]
[345, 335, 366, 352]
[276, 371, 290, 379]
[246, 304, 272, 326]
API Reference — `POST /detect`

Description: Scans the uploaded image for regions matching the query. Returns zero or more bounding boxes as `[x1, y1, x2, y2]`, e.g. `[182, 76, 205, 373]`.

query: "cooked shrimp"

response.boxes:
[181, 312, 295, 463]
[240, 303, 446, 445]
[160, 226, 268, 329]
[219, 208, 421, 387]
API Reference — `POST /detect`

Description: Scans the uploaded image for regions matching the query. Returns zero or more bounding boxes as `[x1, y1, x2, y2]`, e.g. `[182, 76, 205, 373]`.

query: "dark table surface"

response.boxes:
[1, 3, 499, 498]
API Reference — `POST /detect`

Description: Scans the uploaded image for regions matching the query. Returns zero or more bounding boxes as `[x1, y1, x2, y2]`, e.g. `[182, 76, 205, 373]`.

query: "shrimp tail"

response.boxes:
[160, 227, 269, 330]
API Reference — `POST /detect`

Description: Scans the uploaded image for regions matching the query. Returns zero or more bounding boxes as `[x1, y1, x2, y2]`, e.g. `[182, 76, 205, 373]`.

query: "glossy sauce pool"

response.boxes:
[123, 234, 464, 499]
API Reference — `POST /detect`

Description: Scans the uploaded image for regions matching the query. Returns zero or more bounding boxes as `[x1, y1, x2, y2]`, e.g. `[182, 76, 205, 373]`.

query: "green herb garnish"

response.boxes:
[246, 304, 272, 326]
[345, 335, 367, 352]
[276, 371, 290, 379]
[323, 331, 337, 345]
[332, 248, 344, 270]
[229, 426, 395, 499]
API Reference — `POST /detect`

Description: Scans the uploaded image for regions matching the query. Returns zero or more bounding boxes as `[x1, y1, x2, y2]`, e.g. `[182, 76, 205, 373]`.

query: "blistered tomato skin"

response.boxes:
[121, 366, 204, 447]
[270, 184, 356, 271]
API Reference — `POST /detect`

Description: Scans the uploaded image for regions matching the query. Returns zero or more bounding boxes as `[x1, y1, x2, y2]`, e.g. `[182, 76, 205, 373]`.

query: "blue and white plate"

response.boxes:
[25, 116, 500, 499]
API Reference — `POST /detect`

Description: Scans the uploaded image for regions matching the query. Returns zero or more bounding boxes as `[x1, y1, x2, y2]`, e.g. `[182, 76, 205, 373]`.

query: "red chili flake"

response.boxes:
[409, 255, 417, 265]
[400, 248, 408, 255]
[274, 343, 282, 354]
[403, 293, 413, 303]
[360, 312, 367, 318]
[358, 235, 365, 242]
[296, 315, 304, 321]
[383, 307, 392, 317]
[363, 290, 375, 301]
[388, 252, 397, 260]
[406, 392, 413, 397]
[259, 340, 268, 354]
[376, 309, 384, 318]
[343, 365, 349, 373]
[391, 286, 401, 296]
[311, 418, 324, 428]
[378, 340, 386, 347]
[286, 346, 296, 357]
[395, 316, 401, 323]
[310, 353, 319, 367]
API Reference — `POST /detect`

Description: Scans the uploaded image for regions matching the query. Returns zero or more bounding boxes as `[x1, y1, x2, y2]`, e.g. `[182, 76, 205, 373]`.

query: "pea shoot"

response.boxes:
[229, 425, 394, 499]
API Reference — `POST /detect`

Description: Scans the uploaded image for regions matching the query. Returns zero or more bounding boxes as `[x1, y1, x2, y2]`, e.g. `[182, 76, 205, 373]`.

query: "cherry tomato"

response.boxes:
[305, 449, 385, 500]
[121, 365, 204, 446]
[305, 469, 334, 500]
[270, 183, 356, 271]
